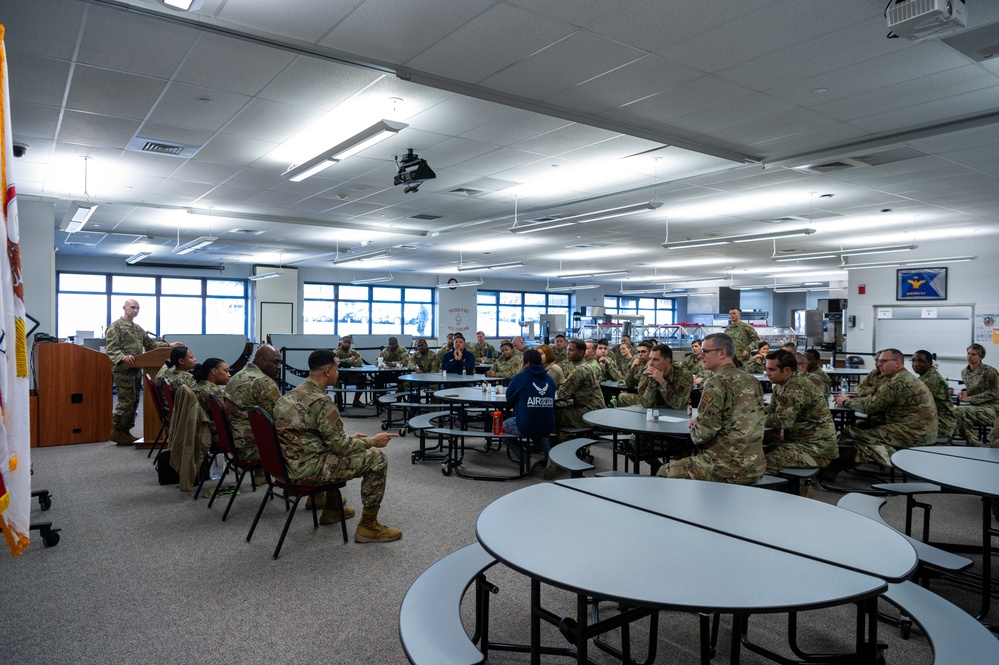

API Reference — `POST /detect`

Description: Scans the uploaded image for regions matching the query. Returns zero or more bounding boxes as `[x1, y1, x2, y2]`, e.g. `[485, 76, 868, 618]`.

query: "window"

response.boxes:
[475, 290, 572, 338]
[55, 272, 248, 338]
[303, 283, 435, 336]
[604, 295, 676, 326]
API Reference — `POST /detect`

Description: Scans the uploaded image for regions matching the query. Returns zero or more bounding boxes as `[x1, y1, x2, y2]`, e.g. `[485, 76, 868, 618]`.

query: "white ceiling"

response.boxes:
[5, 0, 999, 291]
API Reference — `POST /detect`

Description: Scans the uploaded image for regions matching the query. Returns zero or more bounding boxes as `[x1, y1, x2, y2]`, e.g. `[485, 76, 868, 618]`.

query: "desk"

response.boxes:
[476, 479, 915, 664]
[584, 407, 693, 473]
[892, 446, 999, 622]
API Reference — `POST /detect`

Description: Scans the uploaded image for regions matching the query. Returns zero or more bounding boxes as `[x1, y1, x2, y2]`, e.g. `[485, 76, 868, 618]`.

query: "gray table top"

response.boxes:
[892, 448, 999, 498]
[558, 476, 917, 582]
[397, 372, 501, 384]
[904, 445, 999, 464]
[584, 406, 693, 436]
[476, 482, 893, 613]
[338, 364, 408, 373]
[824, 368, 872, 376]
[434, 387, 509, 405]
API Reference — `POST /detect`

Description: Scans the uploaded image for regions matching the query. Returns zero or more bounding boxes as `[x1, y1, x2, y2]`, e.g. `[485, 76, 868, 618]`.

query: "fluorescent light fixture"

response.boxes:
[248, 269, 285, 281]
[282, 119, 407, 182]
[125, 251, 151, 265]
[173, 235, 217, 255]
[333, 249, 393, 264]
[436, 278, 484, 289]
[351, 274, 394, 284]
[773, 244, 917, 262]
[663, 228, 815, 250]
[510, 201, 663, 234]
[161, 0, 204, 9]
[60, 201, 98, 233]
[774, 287, 830, 293]
[456, 261, 525, 272]
[186, 209, 427, 237]
[558, 269, 629, 279]
[546, 284, 600, 292]
[840, 256, 976, 270]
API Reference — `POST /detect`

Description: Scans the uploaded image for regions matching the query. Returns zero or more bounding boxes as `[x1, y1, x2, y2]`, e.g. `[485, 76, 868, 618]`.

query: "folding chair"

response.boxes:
[150, 379, 175, 460]
[142, 374, 169, 458]
[201, 394, 263, 520]
[245, 407, 347, 558]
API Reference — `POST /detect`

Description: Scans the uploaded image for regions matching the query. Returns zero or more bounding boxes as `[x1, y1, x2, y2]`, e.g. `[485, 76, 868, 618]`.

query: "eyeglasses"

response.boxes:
[874, 358, 900, 365]
[700, 348, 724, 356]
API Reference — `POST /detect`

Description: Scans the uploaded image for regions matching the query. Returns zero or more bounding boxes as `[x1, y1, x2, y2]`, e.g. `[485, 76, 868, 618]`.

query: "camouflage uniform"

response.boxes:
[155, 365, 197, 421]
[682, 353, 712, 383]
[954, 363, 999, 446]
[725, 321, 760, 359]
[807, 367, 832, 397]
[410, 350, 441, 374]
[555, 359, 603, 437]
[192, 381, 223, 447]
[856, 368, 887, 397]
[490, 354, 522, 379]
[378, 346, 412, 367]
[763, 373, 838, 472]
[105, 317, 168, 430]
[334, 346, 366, 390]
[616, 374, 646, 408]
[742, 357, 766, 374]
[274, 378, 387, 508]
[841, 368, 938, 467]
[804, 371, 829, 398]
[597, 357, 624, 382]
[920, 366, 956, 440]
[554, 347, 567, 364]
[658, 364, 765, 485]
[470, 342, 497, 361]
[223, 362, 281, 462]
[639, 363, 693, 410]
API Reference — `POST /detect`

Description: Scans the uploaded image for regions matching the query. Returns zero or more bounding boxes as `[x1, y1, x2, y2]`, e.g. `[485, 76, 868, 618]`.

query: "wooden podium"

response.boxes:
[33, 343, 112, 446]
[133, 347, 172, 444]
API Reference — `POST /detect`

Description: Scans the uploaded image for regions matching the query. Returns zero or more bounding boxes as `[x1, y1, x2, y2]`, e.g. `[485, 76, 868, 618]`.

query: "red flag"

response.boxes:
[0, 23, 32, 556]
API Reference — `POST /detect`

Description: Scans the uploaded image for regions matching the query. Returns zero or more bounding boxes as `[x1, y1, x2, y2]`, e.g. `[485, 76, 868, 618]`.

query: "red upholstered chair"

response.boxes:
[150, 379, 176, 459]
[142, 374, 169, 458]
[200, 394, 263, 520]
[245, 407, 347, 558]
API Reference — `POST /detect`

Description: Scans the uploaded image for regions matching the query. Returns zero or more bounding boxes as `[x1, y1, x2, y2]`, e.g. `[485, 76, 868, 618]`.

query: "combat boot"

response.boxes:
[109, 427, 133, 446]
[319, 501, 355, 525]
[354, 507, 402, 543]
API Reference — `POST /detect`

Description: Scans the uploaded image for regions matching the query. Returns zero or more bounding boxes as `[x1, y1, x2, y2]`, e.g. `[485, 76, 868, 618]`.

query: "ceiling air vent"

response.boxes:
[448, 187, 484, 197]
[406, 213, 442, 221]
[126, 137, 199, 158]
[229, 229, 265, 235]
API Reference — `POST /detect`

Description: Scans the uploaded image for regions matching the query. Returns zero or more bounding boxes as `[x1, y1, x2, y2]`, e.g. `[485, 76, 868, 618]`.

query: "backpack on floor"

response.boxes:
[155, 450, 180, 485]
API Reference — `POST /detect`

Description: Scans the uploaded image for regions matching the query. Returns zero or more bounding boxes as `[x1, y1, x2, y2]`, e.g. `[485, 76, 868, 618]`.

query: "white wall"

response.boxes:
[19, 201, 55, 340]
[844, 237, 999, 377]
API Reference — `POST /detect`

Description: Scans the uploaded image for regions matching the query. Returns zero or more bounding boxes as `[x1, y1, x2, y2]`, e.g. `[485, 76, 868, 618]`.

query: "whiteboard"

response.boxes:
[873, 305, 973, 359]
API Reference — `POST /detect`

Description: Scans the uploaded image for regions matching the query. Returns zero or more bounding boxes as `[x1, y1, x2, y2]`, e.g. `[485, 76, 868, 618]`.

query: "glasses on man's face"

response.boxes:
[700, 348, 723, 356]
[875, 358, 898, 366]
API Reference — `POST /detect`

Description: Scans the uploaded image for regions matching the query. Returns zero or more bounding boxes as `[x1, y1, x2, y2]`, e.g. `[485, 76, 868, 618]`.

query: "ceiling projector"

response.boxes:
[393, 148, 436, 193]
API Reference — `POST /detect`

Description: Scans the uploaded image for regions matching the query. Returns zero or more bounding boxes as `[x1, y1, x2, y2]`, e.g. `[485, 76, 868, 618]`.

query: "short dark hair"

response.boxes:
[913, 349, 934, 363]
[522, 349, 543, 366]
[766, 349, 797, 372]
[805, 348, 821, 363]
[880, 348, 904, 362]
[597, 338, 610, 347]
[165, 345, 190, 368]
[453, 333, 465, 340]
[568, 338, 586, 353]
[651, 343, 673, 360]
[638, 340, 654, 351]
[757, 340, 770, 350]
[555, 334, 566, 341]
[500, 341, 513, 350]
[308, 348, 337, 370]
[191, 358, 225, 382]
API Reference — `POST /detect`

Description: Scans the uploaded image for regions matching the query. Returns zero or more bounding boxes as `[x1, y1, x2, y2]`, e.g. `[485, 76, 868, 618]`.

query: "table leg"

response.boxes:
[531, 578, 541, 665]
[978, 495, 994, 621]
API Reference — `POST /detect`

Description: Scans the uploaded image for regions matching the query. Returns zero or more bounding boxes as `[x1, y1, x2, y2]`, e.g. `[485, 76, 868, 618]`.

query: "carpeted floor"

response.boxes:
[1, 404, 994, 664]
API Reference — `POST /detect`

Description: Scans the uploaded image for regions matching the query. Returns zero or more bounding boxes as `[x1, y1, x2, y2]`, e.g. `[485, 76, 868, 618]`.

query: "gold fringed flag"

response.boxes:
[0, 24, 32, 557]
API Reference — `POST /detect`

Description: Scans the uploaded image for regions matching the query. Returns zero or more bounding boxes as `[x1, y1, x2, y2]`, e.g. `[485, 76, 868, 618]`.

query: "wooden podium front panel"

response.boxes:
[34, 343, 113, 446]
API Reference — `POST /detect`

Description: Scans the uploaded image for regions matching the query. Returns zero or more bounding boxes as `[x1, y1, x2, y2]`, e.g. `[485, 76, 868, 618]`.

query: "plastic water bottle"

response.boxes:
[610, 396, 618, 409]
[839, 378, 849, 394]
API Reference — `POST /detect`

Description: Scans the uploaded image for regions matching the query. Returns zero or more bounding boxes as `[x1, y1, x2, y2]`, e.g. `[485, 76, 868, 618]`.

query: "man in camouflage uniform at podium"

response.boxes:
[105, 299, 172, 445]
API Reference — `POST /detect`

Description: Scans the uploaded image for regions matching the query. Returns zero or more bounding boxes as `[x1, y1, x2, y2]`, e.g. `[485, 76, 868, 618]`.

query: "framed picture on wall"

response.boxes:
[897, 267, 947, 301]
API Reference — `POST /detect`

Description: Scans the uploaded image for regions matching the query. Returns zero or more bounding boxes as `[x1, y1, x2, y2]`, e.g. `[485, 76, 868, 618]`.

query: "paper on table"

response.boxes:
[658, 416, 685, 423]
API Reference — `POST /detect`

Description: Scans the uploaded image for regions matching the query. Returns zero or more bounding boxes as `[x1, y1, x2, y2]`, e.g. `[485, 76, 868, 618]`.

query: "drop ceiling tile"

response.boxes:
[216, 0, 357, 43]
[7, 52, 70, 107]
[590, 0, 761, 53]
[710, 109, 838, 150]
[320, 0, 492, 63]
[849, 87, 999, 134]
[601, 76, 754, 126]
[744, 123, 867, 161]
[223, 168, 285, 190]
[245, 190, 305, 208]
[136, 123, 215, 148]
[406, 95, 515, 137]
[173, 33, 297, 96]
[148, 83, 252, 133]
[481, 31, 646, 100]
[58, 111, 141, 149]
[11, 102, 60, 141]
[171, 160, 243, 185]
[66, 66, 167, 120]
[406, 3, 575, 83]
[458, 109, 572, 145]
[152, 179, 216, 200]
[669, 93, 800, 137]
[512, 123, 619, 156]
[112, 151, 186, 178]
[257, 58, 383, 111]
[77, 4, 198, 78]
[195, 186, 262, 207]
[507, 0, 642, 28]
[3, 0, 86, 61]
[449, 147, 547, 177]
[221, 98, 324, 143]
[194, 134, 279, 166]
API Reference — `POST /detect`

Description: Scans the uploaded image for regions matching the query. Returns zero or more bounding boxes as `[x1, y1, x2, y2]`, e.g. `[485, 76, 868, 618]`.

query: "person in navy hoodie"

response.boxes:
[504, 349, 557, 480]
[441, 333, 476, 374]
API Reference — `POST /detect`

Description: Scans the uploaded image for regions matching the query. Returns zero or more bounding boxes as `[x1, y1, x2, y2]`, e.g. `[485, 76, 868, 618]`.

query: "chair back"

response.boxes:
[143, 373, 167, 424]
[845, 355, 865, 368]
[248, 407, 290, 483]
[207, 394, 236, 456]
[162, 379, 176, 411]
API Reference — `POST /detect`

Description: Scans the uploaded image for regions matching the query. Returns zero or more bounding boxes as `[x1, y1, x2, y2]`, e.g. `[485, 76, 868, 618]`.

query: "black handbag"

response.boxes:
[155, 450, 180, 485]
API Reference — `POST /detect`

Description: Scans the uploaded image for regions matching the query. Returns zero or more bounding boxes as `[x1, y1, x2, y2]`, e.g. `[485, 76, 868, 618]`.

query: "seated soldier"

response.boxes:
[409, 338, 440, 374]
[762, 350, 837, 489]
[658, 333, 765, 485]
[224, 345, 283, 463]
[805, 348, 832, 397]
[596, 338, 624, 382]
[553, 334, 568, 364]
[503, 349, 557, 480]
[555, 339, 603, 440]
[334, 336, 366, 408]
[487, 341, 522, 379]
[682, 339, 711, 387]
[470, 331, 497, 363]
[910, 349, 956, 440]
[640, 344, 693, 410]
[274, 349, 401, 542]
[440, 333, 475, 374]
[953, 343, 999, 447]
[617, 340, 653, 407]
[830, 348, 937, 477]
[742, 341, 769, 374]
[377, 336, 411, 367]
